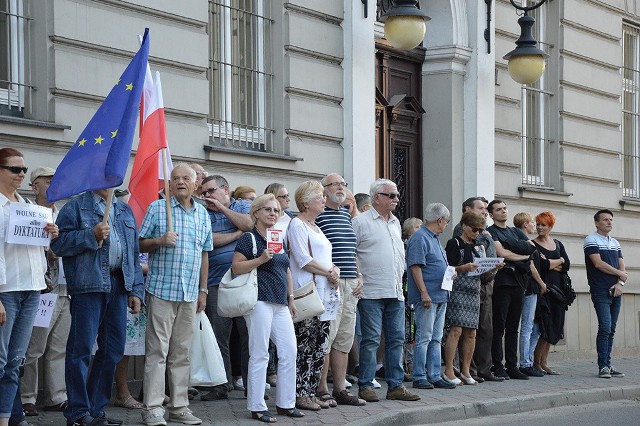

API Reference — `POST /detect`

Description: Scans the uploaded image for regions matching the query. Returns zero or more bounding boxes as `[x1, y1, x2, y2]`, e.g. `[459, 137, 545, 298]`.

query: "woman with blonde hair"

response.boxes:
[232, 194, 301, 422]
[287, 181, 340, 411]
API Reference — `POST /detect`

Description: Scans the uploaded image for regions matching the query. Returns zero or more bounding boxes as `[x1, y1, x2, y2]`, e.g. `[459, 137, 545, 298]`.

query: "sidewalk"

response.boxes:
[31, 357, 640, 425]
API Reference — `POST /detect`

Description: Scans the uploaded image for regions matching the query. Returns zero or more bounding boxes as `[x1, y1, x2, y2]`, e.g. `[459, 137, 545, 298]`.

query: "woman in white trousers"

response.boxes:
[232, 194, 301, 423]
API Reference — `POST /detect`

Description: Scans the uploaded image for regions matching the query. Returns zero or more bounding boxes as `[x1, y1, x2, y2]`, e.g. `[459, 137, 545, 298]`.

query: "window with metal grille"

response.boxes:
[521, 1, 552, 186]
[623, 23, 640, 198]
[208, 0, 273, 152]
[0, 0, 31, 116]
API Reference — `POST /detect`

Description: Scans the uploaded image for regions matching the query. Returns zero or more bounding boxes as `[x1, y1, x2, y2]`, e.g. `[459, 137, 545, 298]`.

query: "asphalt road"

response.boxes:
[432, 398, 640, 426]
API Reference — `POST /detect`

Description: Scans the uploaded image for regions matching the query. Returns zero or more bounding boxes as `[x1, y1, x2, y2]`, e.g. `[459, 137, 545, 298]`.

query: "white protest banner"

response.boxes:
[34, 293, 57, 328]
[441, 266, 456, 291]
[467, 257, 504, 277]
[5, 202, 53, 247]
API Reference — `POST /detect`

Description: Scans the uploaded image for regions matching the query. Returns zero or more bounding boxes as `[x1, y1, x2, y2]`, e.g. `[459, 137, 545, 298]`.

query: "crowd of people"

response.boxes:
[0, 147, 629, 426]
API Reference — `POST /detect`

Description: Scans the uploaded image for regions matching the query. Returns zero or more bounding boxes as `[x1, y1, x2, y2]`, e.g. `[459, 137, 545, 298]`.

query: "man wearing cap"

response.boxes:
[20, 167, 71, 417]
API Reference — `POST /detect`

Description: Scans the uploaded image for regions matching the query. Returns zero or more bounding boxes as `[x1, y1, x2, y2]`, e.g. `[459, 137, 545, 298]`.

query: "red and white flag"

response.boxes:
[128, 67, 172, 226]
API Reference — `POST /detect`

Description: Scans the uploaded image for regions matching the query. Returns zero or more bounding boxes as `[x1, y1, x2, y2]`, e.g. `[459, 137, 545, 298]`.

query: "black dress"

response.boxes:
[533, 239, 571, 345]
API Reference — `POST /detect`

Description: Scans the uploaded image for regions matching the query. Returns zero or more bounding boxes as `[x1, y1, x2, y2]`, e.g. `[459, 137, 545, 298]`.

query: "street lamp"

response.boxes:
[369, 0, 430, 51]
[503, 0, 549, 84]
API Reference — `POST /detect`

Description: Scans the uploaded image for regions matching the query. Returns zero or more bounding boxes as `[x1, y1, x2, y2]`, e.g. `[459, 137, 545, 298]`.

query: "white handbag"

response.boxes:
[217, 232, 258, 318]
[292, 279, 325, 323]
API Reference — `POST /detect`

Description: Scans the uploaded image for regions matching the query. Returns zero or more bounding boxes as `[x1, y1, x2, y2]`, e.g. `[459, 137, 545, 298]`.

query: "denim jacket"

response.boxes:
[51, 191, 144, 299]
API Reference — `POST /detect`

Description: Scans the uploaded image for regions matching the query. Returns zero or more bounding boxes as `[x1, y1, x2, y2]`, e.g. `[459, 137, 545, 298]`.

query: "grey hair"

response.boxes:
[424, 203, 450, 223]
[171, 162, 196, 180]
[202, 174, 229, 188]
[321, 173, 342, 187]
[369, 178, 396, 198]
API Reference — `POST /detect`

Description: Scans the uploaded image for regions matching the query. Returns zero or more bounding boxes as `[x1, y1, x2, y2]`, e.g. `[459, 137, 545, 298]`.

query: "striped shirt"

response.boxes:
[316, 206, 357, 278]
[140, 197, 213, 302]
[584, 232, 623, 290]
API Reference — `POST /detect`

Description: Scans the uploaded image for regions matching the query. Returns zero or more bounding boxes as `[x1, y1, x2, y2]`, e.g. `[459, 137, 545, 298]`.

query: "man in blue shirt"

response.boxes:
[583, 209, 627, 378]
[200, 175, 253, 400]
[406, 203, 456, 390]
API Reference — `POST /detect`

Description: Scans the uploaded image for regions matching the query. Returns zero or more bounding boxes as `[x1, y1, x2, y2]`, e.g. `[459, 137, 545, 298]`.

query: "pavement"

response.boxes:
[28, 356, 640, 425]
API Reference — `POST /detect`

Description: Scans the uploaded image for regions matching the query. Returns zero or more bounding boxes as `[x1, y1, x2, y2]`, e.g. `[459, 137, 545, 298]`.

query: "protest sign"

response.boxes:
[34, 293, 57, 328]
[5, 203, 53, 247]
[467, 257, 504, 276]
[267, 228, 284, 254]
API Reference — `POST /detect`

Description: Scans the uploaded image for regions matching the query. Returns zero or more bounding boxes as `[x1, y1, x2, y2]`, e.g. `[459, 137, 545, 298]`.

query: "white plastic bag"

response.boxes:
[189, 311, 227, 387]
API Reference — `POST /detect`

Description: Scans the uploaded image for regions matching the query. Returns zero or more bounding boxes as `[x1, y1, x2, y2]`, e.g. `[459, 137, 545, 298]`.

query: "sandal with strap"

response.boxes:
[251, 410, 277, 423]
[113, 395, 144, 409]
[316, 392, 337, 408]
[22, 403, 38, 417]
[295, 396, 321, 411]
[332, 389, 366, 406]
[276, 406, 305, 418]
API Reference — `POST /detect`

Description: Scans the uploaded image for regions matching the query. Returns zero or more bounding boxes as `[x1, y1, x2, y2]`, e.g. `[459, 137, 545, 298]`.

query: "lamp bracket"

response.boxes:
[509, 0, 548, 15]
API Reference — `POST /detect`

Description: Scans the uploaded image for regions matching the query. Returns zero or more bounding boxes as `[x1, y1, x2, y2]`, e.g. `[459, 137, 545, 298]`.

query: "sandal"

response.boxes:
[332, 389, 366, 406]
[275, 406, 305, 417]
[295, 396, 321, 411]
[316, 392, 337, 408]
[113, 395, 144, 409]
[251, 410, 277, 423]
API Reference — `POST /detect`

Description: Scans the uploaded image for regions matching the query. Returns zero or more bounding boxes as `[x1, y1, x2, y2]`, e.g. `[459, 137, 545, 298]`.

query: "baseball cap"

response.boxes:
[29, 166, 56, 185]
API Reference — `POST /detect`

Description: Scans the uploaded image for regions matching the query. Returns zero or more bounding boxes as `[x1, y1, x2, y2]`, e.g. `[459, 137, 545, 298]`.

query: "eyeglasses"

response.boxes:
[276, 194, 290, 201]
[378, 192, 400, 200]
[470, 227, 484, 233]
[438, 217, 450, 224]
[324, 182, 348, 188]
[0, 165, 28, 174]
[260, 207, 281, 214]
[202, 188, 218, 196]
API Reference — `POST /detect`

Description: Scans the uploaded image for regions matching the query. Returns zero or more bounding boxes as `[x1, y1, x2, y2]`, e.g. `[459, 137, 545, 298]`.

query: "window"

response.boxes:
[0, 0, 30, 116]
[622, 24, 640, 198]
[208, 0, 273, 152]
[521, 2, 552, 186]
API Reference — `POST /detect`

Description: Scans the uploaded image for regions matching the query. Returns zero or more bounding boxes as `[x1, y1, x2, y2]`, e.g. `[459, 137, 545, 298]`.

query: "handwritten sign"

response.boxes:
[5, 203, 53, 247]
[267, 228, 284, 254]
[33, 293, 57, 328]
[467, 257, 504, 276]
[441, 266, 456, 291]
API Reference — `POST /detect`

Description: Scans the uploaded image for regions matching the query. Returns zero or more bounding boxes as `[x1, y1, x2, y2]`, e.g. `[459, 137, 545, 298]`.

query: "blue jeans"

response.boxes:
[0, 291, 40, 419]
[65, 274, 127, 422]
[519, 294, 538, 368]
[412, 302, 447, 383]
[357, 298, 405, 390]
[591, 288, 622, 369]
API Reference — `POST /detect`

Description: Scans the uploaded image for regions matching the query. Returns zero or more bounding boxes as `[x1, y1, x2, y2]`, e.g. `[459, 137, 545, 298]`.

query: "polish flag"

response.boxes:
[129, 68, 172, 226]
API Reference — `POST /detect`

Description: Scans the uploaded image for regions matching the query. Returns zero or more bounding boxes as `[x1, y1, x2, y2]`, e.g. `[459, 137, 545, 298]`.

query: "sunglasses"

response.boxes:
[0, 165, 28, 174]
[260, 207, 281, 214]
[276, 194, 290, 201]
[470, 227, 484, 233]
[378, 192, 400, 199]
[202, 188, 219, 196]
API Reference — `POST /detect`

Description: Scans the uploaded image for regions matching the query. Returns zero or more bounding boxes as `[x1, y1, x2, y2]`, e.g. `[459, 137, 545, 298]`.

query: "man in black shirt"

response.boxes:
[486, 200, 535, 380]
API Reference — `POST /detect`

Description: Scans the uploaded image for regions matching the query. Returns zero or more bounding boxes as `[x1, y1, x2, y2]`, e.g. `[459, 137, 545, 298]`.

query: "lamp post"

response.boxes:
[503, 0, 549, 84]
[373, 0, 430, 51]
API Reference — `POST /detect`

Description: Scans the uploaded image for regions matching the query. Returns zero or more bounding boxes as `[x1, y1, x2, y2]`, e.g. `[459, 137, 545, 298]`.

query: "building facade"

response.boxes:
[1, 0, 638, 359]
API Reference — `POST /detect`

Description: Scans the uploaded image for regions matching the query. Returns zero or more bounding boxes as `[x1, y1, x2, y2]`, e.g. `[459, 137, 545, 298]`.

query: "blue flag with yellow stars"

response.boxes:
[47, 29, 150, 202]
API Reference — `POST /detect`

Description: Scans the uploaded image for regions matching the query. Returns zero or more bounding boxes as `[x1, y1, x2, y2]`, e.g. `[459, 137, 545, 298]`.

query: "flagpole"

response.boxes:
[98, 188, 115, 248]
[161, 147, 173, 232]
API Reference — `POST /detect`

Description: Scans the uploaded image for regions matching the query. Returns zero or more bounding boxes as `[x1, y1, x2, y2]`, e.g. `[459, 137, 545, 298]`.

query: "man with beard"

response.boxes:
[314, 174, 365, 406]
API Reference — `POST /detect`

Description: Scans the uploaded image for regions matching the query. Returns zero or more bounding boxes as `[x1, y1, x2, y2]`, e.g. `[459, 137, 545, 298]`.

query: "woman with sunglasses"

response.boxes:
[0, 148, 58, 426]
[232, 194, 301, 423]
[442, 211, 488, 386]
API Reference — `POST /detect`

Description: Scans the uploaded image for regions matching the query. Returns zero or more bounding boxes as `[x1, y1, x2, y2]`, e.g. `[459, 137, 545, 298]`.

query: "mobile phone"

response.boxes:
[609, 286, 615, 297]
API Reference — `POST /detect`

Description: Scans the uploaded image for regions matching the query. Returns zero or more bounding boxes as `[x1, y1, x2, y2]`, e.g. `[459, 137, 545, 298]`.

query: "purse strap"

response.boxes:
[250, 232, 257, 258]
[307, 235, 316, 282]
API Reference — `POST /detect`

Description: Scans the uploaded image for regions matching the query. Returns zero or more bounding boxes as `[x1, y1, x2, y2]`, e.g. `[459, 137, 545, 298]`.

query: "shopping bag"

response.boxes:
[189, 312, 227, 387]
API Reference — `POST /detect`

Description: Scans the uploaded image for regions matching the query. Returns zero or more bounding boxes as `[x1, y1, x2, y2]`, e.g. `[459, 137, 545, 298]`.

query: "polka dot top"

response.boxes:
[235, 228, 289, 305]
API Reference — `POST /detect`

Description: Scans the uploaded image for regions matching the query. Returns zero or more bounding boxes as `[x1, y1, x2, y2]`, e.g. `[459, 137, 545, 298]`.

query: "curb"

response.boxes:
[347, 385, 640, 425]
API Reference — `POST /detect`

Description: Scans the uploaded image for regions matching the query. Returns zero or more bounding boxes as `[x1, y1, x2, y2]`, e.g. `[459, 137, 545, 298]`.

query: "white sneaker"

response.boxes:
[142, 408, 167, 426]
[168, 409, 202, 425]
[344, 379, 352, 389]
[233, 378, 245, 391]
[372, 378, 381, 389]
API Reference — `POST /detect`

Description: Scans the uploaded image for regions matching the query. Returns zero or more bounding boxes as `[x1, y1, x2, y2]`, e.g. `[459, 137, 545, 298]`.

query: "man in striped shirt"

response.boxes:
[315, 173, 365, 406]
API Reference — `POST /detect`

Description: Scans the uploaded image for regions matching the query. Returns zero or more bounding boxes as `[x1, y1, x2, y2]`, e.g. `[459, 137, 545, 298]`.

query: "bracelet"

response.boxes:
[618, 281, 625, 287]
[199, 288, 209, 294]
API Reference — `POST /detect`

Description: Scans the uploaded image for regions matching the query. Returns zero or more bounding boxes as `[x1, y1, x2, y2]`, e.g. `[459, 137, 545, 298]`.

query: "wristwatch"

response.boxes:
[618, 281, 625, 287]
[199, 288, 209, 295]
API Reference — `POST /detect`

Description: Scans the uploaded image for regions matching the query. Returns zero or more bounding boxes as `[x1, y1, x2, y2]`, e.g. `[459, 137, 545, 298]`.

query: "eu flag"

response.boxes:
[47, 29, 150, 202]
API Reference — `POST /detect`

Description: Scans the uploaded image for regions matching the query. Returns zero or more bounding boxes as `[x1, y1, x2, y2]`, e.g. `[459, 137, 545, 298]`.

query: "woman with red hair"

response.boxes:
[532, 211, 570, 375]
